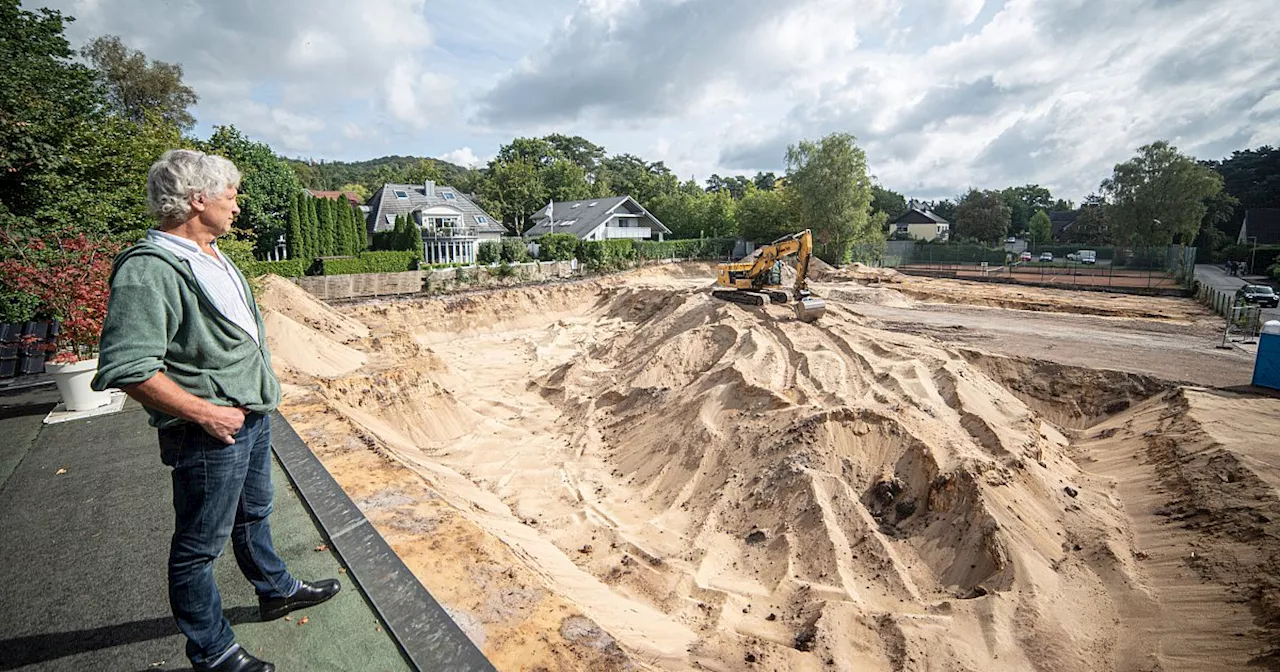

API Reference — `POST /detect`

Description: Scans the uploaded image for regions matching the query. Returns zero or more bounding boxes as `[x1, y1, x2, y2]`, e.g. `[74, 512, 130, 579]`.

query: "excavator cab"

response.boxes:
[712, 230, 826, 322]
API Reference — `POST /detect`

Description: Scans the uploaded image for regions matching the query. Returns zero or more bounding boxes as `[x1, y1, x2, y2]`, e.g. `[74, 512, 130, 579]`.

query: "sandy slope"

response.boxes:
[259, 267, 1280, 671]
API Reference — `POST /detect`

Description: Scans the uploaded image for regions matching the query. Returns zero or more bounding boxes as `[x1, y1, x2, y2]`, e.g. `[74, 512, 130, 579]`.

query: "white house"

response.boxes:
[523, 196, 671, 241]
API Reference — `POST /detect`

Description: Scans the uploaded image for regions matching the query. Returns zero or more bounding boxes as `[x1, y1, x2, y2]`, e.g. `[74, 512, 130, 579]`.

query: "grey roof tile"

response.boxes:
[523, 196, 671, 239]
[366, 183, 505, 235]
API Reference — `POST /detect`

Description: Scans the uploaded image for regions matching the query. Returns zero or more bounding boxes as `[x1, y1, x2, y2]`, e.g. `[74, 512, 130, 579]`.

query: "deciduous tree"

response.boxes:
[82, 35, 198, 131]
[785, 133, 881, 263]
[953, 189, 1011, 244]
[1102, 141, 1223, 247]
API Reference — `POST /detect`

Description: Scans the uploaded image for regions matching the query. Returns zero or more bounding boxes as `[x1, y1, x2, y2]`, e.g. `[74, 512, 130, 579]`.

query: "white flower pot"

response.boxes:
[45, 357, 114, 411]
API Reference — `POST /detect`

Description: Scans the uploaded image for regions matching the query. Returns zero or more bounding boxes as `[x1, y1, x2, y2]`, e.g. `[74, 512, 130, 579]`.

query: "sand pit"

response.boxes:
[259, 266, 1280, 671]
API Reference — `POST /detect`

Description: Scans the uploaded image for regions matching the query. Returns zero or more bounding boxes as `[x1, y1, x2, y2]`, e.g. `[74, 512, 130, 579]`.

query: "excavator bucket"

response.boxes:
[795, 297, 826, 322]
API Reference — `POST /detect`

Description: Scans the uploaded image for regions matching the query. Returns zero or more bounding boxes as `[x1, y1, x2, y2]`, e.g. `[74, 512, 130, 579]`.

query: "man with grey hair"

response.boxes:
[93, 149, 339, 672]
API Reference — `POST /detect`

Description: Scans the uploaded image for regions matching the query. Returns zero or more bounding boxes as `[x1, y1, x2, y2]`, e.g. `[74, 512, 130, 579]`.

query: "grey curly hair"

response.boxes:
[145, 149, 242, 223]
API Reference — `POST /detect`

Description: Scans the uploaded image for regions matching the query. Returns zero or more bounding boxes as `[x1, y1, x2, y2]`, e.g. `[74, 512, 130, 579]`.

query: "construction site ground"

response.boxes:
[257, 261, 1280, 672]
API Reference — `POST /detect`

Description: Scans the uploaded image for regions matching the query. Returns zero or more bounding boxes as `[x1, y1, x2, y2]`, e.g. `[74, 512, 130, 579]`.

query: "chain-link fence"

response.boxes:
[879, 241, 1193, 292]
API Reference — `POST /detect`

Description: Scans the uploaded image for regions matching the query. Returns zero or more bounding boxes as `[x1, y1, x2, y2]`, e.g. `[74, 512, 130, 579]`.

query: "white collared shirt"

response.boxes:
[146, 230, 261, 344]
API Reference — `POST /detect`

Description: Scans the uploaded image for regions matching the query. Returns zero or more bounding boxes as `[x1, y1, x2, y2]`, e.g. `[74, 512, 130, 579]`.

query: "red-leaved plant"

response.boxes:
[0, 228, 123, 364]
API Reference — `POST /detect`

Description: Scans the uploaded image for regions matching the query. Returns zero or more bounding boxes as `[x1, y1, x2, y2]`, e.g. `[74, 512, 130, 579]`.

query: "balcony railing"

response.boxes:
[603, 226, 652, 239]
[421, 226, 477, 240]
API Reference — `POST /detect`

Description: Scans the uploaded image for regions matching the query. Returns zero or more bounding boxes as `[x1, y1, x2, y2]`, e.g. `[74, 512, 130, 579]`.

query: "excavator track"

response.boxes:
[712, 289, 771, 306]
[765, 290, 791, 304]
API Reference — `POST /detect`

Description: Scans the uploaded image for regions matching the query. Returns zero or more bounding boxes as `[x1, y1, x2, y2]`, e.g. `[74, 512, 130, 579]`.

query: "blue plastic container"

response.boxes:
[1254, 321, 1280, 391]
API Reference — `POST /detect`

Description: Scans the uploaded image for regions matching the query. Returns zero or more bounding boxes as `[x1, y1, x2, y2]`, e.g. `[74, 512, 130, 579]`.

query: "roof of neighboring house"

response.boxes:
[1241, 208, 1280, 245]
[1049, 210, 1079, 239]
[305, 189, 364, 204]
[892, 208, 949, 225]
[365, 183, 505, 235]
[524, 196, 672, 239]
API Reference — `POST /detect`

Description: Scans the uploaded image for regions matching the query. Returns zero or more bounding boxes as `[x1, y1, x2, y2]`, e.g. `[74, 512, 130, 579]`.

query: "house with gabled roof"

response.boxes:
[889, 206, 950, 241]
[524, 196, 671, 242]
[1239, 208, 1280, 245]
[366, 181, 506, 265]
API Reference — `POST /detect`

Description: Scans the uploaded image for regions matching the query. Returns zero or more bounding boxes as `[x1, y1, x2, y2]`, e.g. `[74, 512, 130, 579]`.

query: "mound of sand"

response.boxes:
[263, 310, 367, 377]
[263, 264, 1278, 671]
[256, 274, 371, 342]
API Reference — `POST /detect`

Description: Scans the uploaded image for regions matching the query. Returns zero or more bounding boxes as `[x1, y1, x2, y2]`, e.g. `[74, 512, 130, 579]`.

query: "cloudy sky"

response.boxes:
[31, 0, 1280, 202]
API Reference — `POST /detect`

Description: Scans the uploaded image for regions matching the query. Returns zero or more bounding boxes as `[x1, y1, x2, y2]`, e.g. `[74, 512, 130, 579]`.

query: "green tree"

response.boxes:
[200, 125, 301, 257]
[736, 187, 795, 243]
[405, 158, 443, 186]
[401, 214, 423, 257]
[871, 185, 908, 221]
[954, 189, 1012, 244]
[480, 158, 546, 235]
[698, 189, 737, 238]
[322, 197, 338, 256]
[0, 2, 184, 240]
[753, 171, 779, 191]
[286, 192, 303, 259]
[543, 159, 593, 202]
[1028, 209, 1053, 245]
[1102, 141, 1224, 246]
[647, 190, 701, 239]
[305, 196, 320, 260]
[338, 183, 371, 202]
[543, 134, 606, 176]
[1063, 195, 1110, 245]
[784, 132, 881, 263]
[1000, 185, 1054, 234]
[1202, 146, 1280, 231]
[597, 154, 679, 207]
[81, 35, 197, 131]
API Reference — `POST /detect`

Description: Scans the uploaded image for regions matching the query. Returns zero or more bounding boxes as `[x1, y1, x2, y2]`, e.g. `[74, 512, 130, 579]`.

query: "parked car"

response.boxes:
[1020, 251, 1033, 262]
[1236, 285, 1279, 308]
[1006, 237, 1017, 244]
[1078, 250, 1097, 264]
[1039, 252, 1054, 262]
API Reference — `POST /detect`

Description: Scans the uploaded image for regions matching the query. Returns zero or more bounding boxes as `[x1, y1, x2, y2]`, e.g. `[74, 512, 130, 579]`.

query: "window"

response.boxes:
[571, 203, 581, 209]
[476, 215, 487, 224]
[442, 192, 456, 200]
[588, 202, 598, 207]
[393, 190, 408, 199]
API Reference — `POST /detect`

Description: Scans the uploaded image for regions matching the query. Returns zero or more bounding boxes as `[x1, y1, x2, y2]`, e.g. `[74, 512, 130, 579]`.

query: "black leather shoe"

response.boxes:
[259, 578, 341, 621]
[194, 647, 275, 672]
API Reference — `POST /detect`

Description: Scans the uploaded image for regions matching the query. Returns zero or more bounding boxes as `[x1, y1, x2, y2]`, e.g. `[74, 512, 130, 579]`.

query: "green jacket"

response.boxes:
[91, 241, 281, 428]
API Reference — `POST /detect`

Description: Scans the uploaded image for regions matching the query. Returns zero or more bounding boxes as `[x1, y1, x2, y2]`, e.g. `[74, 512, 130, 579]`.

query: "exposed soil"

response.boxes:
[258, 265, 1280, 671]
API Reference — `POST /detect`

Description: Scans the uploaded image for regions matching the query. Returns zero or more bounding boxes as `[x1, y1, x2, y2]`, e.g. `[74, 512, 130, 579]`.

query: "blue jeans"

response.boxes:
[159, 412, 298, 667]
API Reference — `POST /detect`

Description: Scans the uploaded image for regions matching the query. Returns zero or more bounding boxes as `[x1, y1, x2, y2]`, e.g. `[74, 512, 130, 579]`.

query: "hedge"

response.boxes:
[1219, 244, 1280, 274]
[578, 239, 637, 271]
[240, 259, 308, 278]
[316, 251, 418, 275]
[537, 233, 580, 261]
[477, 241, 499, 265]
[633, 238, 736, 260]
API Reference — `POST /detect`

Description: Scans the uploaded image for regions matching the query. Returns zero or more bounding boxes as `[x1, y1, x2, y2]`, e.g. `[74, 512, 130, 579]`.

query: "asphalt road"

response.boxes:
[1195, 264, 1280, 325]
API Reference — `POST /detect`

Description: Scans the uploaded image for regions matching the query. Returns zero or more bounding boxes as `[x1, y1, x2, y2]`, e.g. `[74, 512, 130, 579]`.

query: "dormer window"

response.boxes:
[476, 215, 487, 224]
[442, 192, 456, 200]
[393, 190, 408, 199]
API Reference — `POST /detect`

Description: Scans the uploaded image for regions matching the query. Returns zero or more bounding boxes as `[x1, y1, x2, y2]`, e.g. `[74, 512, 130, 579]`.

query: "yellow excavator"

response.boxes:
[713, 229, 826, 322]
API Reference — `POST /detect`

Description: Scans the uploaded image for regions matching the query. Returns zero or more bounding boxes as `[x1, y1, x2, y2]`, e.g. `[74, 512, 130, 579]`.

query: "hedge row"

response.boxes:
[240, 259, 308, 278]
[633, 238, 736, 260]
[315, 251, 419, 275]
[478, 238, 533, 264]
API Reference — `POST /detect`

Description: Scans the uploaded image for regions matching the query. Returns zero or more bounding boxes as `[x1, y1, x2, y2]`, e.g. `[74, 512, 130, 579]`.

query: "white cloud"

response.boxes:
[437, 147, 484, 167]
[32, 0, 1280, 201]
